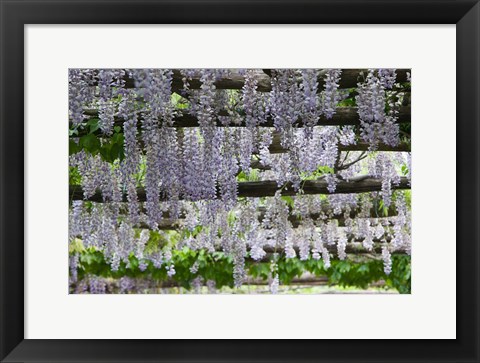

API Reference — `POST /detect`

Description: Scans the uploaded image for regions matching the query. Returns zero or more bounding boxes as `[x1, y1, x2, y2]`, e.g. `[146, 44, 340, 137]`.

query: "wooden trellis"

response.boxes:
[70, 177, 410, 202]
[94, 68, 410, 93]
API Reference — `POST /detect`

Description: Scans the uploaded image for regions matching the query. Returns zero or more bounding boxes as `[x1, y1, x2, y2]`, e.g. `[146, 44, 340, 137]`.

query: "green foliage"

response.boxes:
[337, 88, 357, 107]
[73, 247, 411, 293]
[75, 247, 234, 290]
[87, 118, 101, 134]
[400, 121, 411, 137]
[171, 92, 189, 110]
[144, 230, 171, 253]
[377, 199, 390, 217]
[338, 97, 356, 107]
[69, 129, 125, 163]
[403, 190, 411, 209]
[300, 165, 334, 180]
[101, 132, 125, 162]
[276, 258, 304, 283]
[237, 169, 259, 182]
[69, 166, 81, 185]
[131, 157, 147, 187]
[281, 196, 295, 208]
[80, 134, 101, 154]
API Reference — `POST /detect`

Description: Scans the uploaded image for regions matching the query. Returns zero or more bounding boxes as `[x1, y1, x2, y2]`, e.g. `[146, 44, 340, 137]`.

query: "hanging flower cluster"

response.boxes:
[68, 68, 411, 293]
[356, 69, 405, 149]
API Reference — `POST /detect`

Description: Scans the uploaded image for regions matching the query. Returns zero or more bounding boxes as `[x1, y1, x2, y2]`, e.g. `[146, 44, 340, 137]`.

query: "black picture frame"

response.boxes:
[1, 1, 478, 362]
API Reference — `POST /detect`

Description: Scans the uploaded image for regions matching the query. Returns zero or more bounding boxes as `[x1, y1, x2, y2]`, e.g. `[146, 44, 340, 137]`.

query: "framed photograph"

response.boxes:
[1, 1, 478, 362]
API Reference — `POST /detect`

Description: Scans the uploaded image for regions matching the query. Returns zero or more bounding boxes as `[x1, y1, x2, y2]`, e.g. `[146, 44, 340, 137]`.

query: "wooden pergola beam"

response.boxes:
[70, 176, 410, 202]
[139, 204, 398, 230]
[262, 242, 407, 256]
[174, 106, 410, 127]
[266, 132, 410, 153]
[105, 68, 410, 92]
[75, 106, 410, 133]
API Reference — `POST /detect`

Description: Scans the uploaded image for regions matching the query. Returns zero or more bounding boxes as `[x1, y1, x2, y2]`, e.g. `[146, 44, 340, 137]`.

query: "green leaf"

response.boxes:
[109, 142, 124, 161]
[236, 171, 247, 182]
[112, 132, 124, 145]
[69, 166, 82, 185]
[86, 118, 100, 134]
[357, 264, 370, 274]
[99, 145, 111, 161]
[69, 140, 81, 155]
[80, 134, 101, 154]
[281, 196, 294, 208]
[114, 126, 122, 133]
